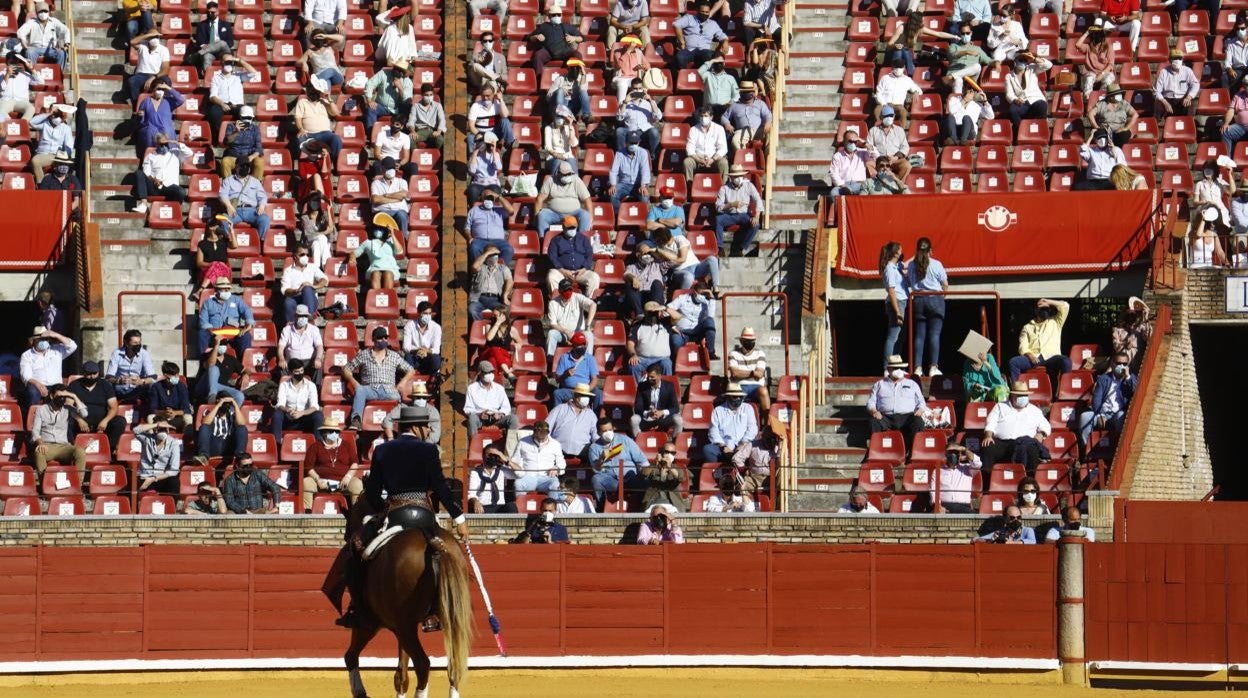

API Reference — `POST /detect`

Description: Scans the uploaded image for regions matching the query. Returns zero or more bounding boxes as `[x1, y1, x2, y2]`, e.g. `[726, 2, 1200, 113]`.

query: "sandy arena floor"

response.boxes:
[0, 668, 1191, 697]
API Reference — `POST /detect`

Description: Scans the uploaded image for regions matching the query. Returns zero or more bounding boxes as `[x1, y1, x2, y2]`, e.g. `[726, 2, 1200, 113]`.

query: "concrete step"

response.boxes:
[785, 80, 843, 108]
[787, 53, 846, 80]
[77, 74, 124, 102]
[77, 49, 126, 76]
[780, 106, 840, 133]
[768, 186, 824, 216]
[785, 491, 853, 512]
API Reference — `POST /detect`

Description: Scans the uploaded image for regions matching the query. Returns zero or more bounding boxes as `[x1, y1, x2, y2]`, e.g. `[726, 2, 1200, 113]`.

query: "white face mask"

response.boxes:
[148, 38, 160, 49]
[660, 198, 674, 208]
[1021, 492, 1037, 504]
[600, 430, 614, 443]
[889, 369, 905, 380]
[483, 40, 495, 49]
[481, 372, 495, 384]
[845, 143, 857, 153]
[37, 11, 48, 20]
[700, 115, 712, 126]
[1239, 29, 1247, 38]
[1171, 59, 1183, 70]
[223, 65, 234, 74]
[563, 228, 577, 237]
[298, 254, 309, 266]
[217, 290, 232, 300]
[881, 116, 894, 126]
[960, 34, 971, 43]
[296, 317, 309, 328]
[1096, 138, 1107, 147]
[1113, 364, 1128, 376]
[412, 398, 427, 407]
[1013, 396, 1030, 408]
[1110, 94, 1122, 103]
[384, 168, 396, 180]
[482, 199, 494, 210]
[1203, 169, 1215, 179]
[640, 254, 653, 264]
[576, 396, 591, 407]
[892, 68, 904, 77]
[323, 431, 340, 444]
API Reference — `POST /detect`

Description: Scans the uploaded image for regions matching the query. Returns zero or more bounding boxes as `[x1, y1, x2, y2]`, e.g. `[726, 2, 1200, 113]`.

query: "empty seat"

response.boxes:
[856, 461, 896, 493]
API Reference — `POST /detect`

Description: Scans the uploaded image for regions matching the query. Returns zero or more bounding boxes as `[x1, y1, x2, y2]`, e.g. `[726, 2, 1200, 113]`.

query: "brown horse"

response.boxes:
[343, 530, 474, 698]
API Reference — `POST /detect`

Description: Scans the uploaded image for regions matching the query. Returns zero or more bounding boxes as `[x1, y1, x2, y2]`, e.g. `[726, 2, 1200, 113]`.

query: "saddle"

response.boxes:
[359, 504, 442, 561]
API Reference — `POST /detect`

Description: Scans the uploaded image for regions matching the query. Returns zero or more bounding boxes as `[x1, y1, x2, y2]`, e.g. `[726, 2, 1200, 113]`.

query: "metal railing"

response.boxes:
[1107, 302, 1173, 494]
[905, 290, 1003, 368]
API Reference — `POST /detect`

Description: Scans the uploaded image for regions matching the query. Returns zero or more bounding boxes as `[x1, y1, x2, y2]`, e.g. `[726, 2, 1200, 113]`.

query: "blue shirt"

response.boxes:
[469, 150, 501, 186]
[465, 204, 507, 241]
[866, 377, 926, 415]
[673, 14, 726, 51]
[219, 174, 268, 209]
[548, 232, 594, 271]
[906, 257, 948, 293]
[554, 350, 598, 389]
[609, 150, 651, 188]
[883, 261, 908, 301]
[954, 0, 993, 23]
[137, 89, 186, 140]
[107, 347, 156, 396]
[618, 99, 660, 132]
[646, 203, 686, 236]
[198, 294, 255, 331]
[587, 433, 648, 476]
[720, 99, 772, 132]
[668, 292, 711, 332]
[30, 113, 74, 156]
[147, 377, 192, 415]
[223, 121, 263, 159]
[709, 404, 759, 447]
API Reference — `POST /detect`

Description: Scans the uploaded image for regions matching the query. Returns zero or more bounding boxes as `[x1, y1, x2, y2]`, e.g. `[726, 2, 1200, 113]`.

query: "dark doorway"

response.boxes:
[1190, 324, 1248, 500]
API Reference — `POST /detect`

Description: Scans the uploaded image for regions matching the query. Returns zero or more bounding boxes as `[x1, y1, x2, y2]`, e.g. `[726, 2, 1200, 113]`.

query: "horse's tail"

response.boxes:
[439, 539, 475, 687]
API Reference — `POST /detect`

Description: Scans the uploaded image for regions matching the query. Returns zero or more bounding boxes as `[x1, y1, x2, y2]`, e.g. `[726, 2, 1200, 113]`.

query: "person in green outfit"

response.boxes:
[962, 347, 1009, 402]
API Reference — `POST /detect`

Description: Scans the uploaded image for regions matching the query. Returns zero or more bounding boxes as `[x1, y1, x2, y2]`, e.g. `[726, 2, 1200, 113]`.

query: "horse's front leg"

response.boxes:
[394, 644, 410, 698]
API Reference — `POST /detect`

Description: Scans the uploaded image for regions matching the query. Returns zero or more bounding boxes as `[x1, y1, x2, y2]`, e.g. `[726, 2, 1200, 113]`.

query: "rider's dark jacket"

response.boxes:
[364, 434, 466, 523]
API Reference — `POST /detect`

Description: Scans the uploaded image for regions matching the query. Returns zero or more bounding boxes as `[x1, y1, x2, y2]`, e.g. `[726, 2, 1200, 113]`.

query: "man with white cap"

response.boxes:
[728, 326, 771, 412]
[28, 103, 75, 181]
[468, 245, 513, 320]
[866, 355, 926, 451]
[205, 55, 257, 146]
[527, 4, 585, 75]
[20, 326, 76, 406]
[18, 2, 69, 70]
[0, 52, 41, 121]
[197, 277, 255, 354]
[127, 30, 170, 107]
[293, 77, 343, 162]
[463, 360, 518, 436]
[278, 303, 324, 378]
[131, 133, 192, 214]
[220, 104, 264, 179]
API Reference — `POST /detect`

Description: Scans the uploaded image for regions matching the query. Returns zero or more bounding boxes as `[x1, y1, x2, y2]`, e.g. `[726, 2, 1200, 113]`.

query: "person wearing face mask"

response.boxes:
[588, 417, 649, 510]
[1111, 297, 1152, 371]
[0, 53, 42, 123]
[343, 326, 417, 430]
[1153, 48, 1199, 117]
[639, 442, 687, 511]
[866, 105, 913, 182]
[466, 33, 509, 93]
[191, 1, 236, 75]
[107, 330, 157, 402]
[651, 225, 720, 293]
[684, 106, 729, 182]
[466, 83, 515, 151]
[873, 59, 922, 128]
[631, 363, 683, 436]
[714, 164, 764, 256]
[383, 381, 441, 442]
[465, 191, 516, 263]
[20, 326, 77, 407]
[1076, 351, 1137, 460]
[467, 132, 505, 205]
[666, 280, 719, 359]
[979, 382, 1052, 480]
[1191, 159, 1235, 229]
[402, 302, 443, 377]
[301, 419, 364, 511]
[1087, 85, 1136, 149]
[36, 150, 84, 194]
[945, 86, 994, 146]
[727, 327, 771, 412]
[205, 55, 257, 147]
[19, 2, 69, 71]
[28, 103, 75, 182]
[543, 105, 580, 176]
[673, 1, 726, 69]
[406, 83, 447, 148]
[646, 189, 689, 239]
[513, 499, 571, 544]
[720, 81, 771, 155]
[614, 85, 662, 160]
[1223, 80, 1248, 160]
[1003, 52, 1053, 135]
[974, 505, 1037, 544]
[986, 6, 1027, 63]
[552, 331, 604, 408]
[534, 160, 594, 239]
[133, 421, 182, 494]
[627, 301, 675, 382]
[507, 422, 565, 495]
[196, 331, 247, 407]
[1073, 23, 1114, 102]
[835, 490, 877, 514]
[697, 56, 739, 120]
[68, 362, 128, 460]
[369, 156, 412, 238]
[1224, 20, 1248, 91]
[352, 215, 403, 290]
[1045, 506, 1097, 542]
[546, 217, 602, 299]
[271, 359, 324, 447]
[1015, 476, 1050, 516]
[197, 276, 256, 355]
[547, 58, 592, 122]
[829, 132, 872, 201]
[637, 502, 684, 544]
[299, 29, 345, 89]
[877, 242, 908, 369]
[134, 78, 185, 158]
[866, 355, 926, 454]
[221, 454, 283, 514]
[547, 382, 600, 460]
[277, 304, 325, 379]
[1007, 297, 1071, 383]
[130, 134, 192, 214]
[127, 30, 170, 107]
[609, 131, 653, 212]
[609, 34, 650, 101]
[299, 193, 335, 268]
[468, 446, 518, 514]
[550, 474, 596, 513]
[193, 393, 249, 474]
[29, 383, 87, 478]
[623, 241, 668, 317]
[1074, 128, 1126, 190]
[1098, 0, 1141, 54]
[280, 243, 329, 324]
[944, 27, 994, 96]
[933, 444, 980, 514]
[293, 77, 344, 163]
[702, 383, 769, 489]
[526, 4, 586, 75]
[468, 245, 515, 320]
[608, 0, 652, 47]
[217, 103, 266, 179]
[546, 281, 599, 359]
[218, 167, 272, 242]
[147, 362, 193, 430]
[463, 360, 519, 437]
[362, 60, 414, 132]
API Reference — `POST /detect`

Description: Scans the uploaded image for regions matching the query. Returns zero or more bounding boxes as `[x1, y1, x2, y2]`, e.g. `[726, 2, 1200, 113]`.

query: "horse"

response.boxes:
[343, 529, 475, 698]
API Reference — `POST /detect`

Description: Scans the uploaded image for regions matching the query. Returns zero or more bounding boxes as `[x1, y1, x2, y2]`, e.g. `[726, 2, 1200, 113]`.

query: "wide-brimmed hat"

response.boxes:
[294, 304, 311, 316]
[1009, 382, 1031, 396]
[29, 326, 47, 340]
[309, 75, 330, 93]
[319, 418, 344, 431]
[372, 211, 399, 231]
[723, 382, 745, 396]
[739, 326, 756, 340]
[885, 354, 908, 368]
[572, 382, 595, 397]
[621, 35, 644, 47]
[410, 381, 431, 397]
[213, 276, 233, 289]
[395, 406, 430, 425]
[727, 164, 748, 177]
[301, 139, 326, 155]
[51, 150, 73, 166]
[1104, 84, 1125, 98]
[739, 80, 757, 92]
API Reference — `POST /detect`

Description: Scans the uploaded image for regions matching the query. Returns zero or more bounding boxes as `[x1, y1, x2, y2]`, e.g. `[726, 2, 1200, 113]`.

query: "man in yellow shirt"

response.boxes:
[1008, 298, 1071, 384]
[121, 0, 156, 41]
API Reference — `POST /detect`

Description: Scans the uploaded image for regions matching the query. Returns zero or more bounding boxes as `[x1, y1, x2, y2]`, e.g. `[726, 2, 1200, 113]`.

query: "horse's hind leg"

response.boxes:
[397, 629, 432, 698]
[394, 644, 410, 698]
[344, 624, 379, 698]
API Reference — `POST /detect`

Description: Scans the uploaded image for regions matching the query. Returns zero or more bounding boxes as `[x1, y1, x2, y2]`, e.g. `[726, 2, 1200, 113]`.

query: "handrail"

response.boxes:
[803, 197, 830, 316]
[1150, 191, 1183, 291]
[1107, 302, 1173, 494]
[905, 290, 1002, 368]
[761, 0, 791, 230]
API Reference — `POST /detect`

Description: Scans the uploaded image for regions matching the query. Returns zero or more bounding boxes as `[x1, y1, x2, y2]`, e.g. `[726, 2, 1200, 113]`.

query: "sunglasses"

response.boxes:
[662, 450, 677, 455]
[1021, 489, 1038, 494]
[1007, 516, 1022, 522]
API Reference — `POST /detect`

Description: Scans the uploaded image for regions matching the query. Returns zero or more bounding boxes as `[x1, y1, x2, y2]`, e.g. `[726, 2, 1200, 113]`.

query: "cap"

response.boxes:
[380, 156, 397, 170]
[558, 278, 575, 292]
[239, 105, 255, 118]
[477, 360, 495, 372]
[880, 105, 895, 117]
[658, 186, 675, 198]
[566, 58, 586, 69]
[52, 150, 73, 166]
[483, 131, 499, 144]
[81, 361, 101, 374]
[626, 131, 642, 144]
[391, 59, 410, 73]
[570, 331, 588, 346]
[562, 214, 579, 228]
[294, 304, 311, 316]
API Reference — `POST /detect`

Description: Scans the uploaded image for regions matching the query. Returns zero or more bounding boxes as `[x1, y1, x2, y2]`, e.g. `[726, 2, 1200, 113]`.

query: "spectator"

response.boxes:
[381, 381, 441, 442]
[508, 421, 565, 494]
[468, 246, 514, 320]
[867, 355, 925, 450]
[121, 0, 157, 42]
[302, 0, 348, 44]
[707, 475, 758, 512]
[628, 301, 674, 381]
[874, 60, 921, 126]
[107, 330, 157, 403]
[608, 0, 651, 46]
[29, 383, 85, 479]
[1099, 0, 1141, 53]
[646, 190, 688, 242]
[466, 134, 504, 205]
[907, 237, 948, 377]
[698, 57, 739, 120]
[37, 151, 84, 193]
[547, 58, 590, 122]
[513, 500, 571, 544]
[720, 82, 771, 155]
[363, 60, 414, 133]
[130, 134, 191, 214]
[986, 7, 1027, 63]
[728, 327, 771, 412]
[623, 241, 667, 318]
[1008, 298, 1071, 383]
[184, 482, 227, 515]
[367, 115, 411, 179]
[134, 79, 183, 158]
[535, 161, 593, 239]
[609, 34, 649, 101]
[527, 5, 585, 76]
[343, 326, 415, 430]
[401, 301, 442, 376]
[741, 0, 780, 47]
[553, 474, 596, 513]
[29, 103, 75, 182]
[547, 382, 599, 459]
[397, 86, 442, 154]
[277, 304, 324, 379]
[221, 454, 283, 514]
[20, 326, 76, 406]
[0, 53, 41, 122]
[1016, 476, 1049, 516]
[300, 193, 335, 268]
[191, 1, 235, 75]
[684, 106, 729, 181]
[1045, 506, 1097, 542]
[468, 445, 518, 513]
[978, 382, 1051, 479]
[1225, 18, 1248, 91]
[299, 29, 346, 89]
[205, 55, 256, 146]
[944, 87, 994, 146]
[352, 215, 403, 291]
[885, 12, 953, 77]
[297, 140, 333, 203]
[867, 106, 911, 183]
[1111, 297, 1152, 372]
[376, 12, 417, 68]
[198, 333, 247, 405]
[147, 361, 193, 430]
[133, 421, 181, 492]
[219, 169, 272, 242]
[1194, 160, 1234, 227]
[667, 280, 718, 358]
[68, 361, 126, 460]
[1224, 82, 1248, 157]
[127, 30, 170, 107]
[551, 332, 603, 408]
[701, 382, 760, 474]
[1004, 53, 1053, 136]
[933, 444, 980, 513]
[279, 246, 328, 325]
[673, 2, 725, 69]
[478, 312, 520, 383]
[631, 363, 682, 436]
[652, 221, 719, 292]
[466, 33, 508, 93]
[950, 0, 992, 38]
[1088, 86, 1136, 149]
[1075, 23, 1115, 102]
[546, 280, 598, 358]
[369, 157, 412, 238]
[293, 78, 343, 163]
[637, 502, 684, 544]
[713, 165, 764, 256]
[944, 25, 994, 94]
[1154, 49, 1199, 117]
[1188, 207, 1228, 268]
[962, 344, 1009, 402]
[219, 105, 264, 179]
[639, 442, 686, 511]
[1074, 129, 1126, 190]
[588, 417, 648, 509]
[463, 360, 518, 436]
[878, 241, 907, 366]
[197, 277, 255, 355]
[19, 3, 69, 70]
[466, 83, 514, 151]
[975, 505, 1037, 544]
[464, 192, 514, 264]
[1077, 351, 1136, 458]
[864, 155, 908, 195]
[615, 81, 662, 157]
[543, 105, 580, 176]
[193, 393, 248, 466]
[302, 419, 363, 511]
[272, 359, 323, 447]
[547, 220, 601, 300]
[837, 490, 878, 514]
[829, 133, 871, 199]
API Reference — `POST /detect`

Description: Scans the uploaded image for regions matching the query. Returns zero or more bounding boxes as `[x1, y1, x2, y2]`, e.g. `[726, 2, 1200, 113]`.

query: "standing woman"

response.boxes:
[907, 237, 949, 377]
[879, 241, 908, 372]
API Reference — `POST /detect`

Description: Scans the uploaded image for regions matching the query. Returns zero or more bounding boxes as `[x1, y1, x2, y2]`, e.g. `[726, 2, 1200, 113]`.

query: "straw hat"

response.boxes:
[885, 354, 908, 369]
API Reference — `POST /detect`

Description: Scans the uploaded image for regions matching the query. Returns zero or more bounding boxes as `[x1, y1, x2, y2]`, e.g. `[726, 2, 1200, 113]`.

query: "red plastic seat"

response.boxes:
[901, 462, 936, 493]
[978, 493, 1013, 515]
[1163, 117, 1197, 144]
[1050, 401, 1078, 430]
[92, 495, 132, 516]
[1020, 369, 1053, 408]
[963, 401, 994, 431]
[987, 462, 1026, 492]
[1045, 429, 1079, 462]
[1035, 462, 1072, 492]
[179, 465, 216, 496]
[3, 496, 38, 516]
[939, 145, 972, 173]
[74, 433, 111, 465]
[601, 375, 637, 406]
[867, 430, 906, 463]
[41, 465, 82, 496]
[1057, 370, 1095, 402]
[856, 461, 896, 493]
[47, 496, 85, 516]
[910, 430, 948, 462]
[137, 494, 176, 515]
[680, 402, 713, 430]
[673, 344, 707, 375]
[0, 464, 36, 497]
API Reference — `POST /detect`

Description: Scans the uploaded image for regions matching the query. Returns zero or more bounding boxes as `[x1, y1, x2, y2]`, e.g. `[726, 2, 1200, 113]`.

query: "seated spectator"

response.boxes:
[281, 246, 328, 326]
[381, 381, 441, 442]
[609, 34, 649, 101]
[547, 58, 590, 122]
[828, 133, 871, 198]
[299, 29, 345, 89]
[466, 32, 508, 93]
[1226, 17, 1248, 91]
[272, 360, 323, 447]
[20, 326, 76, 406]
[205, 55, 256, 146]
[1077, 351, 1136, 458]
[874, 60, 921, 125]
[547, 219, 601, 299]
[297, 139, 333, 200]
[698, 57, 739, 120]
[986, 7, 1027, 63]
[1087, 86, 1136, 149]
[219, 105, 264, 179]
[468, 445, 518, 513]
[527, 5, 585, 76]
[184, 482, 227, 515]
[1193, 160, 1233, 226]
[1004, 53, 1053, 135]
[402, 301, 442, 376]
[667, 281, 718, 358]
[639, 443, 686, 511]
[463, 360, 518, 436]
[343, 326, 415, 430]
[1045, 506, 1097, 542]
[508, 421, 565, 494]
[468, 246, 514, 320]
[134, 79, 183, 158]
[720, 82, 771, 155]
[608, 0, 651, 47]
[1188, 206, 1229, 268]
[547, 384, 599, 460]
[974, 505, 1037, 544]
[864, 156, 909, 195]
[979, 382, 1052, 478]
[867, 355, 925, 450]
[277, 304, 324, 379]
[1016, 476, 1049, 516]
[628, 301, 674, 381]
[610, 132, 653, 212]
[1074, 130, 1126, 190]
[632, 363, 682, 436]
[107, 330, 157, 403]
[301, 419, 363, 511]
[1224, 82, 1248, 157]
[219, 169, 272, 242]
[191, 1, 235, 75]
[1074, 23, 1114, 101]
[649, 214, 707, 279]
[1111, 297, 1152, 371]
[588, 417, 648, 509]
[193, 393, 248, 467]
[478, 313, 520, 383]
[466, 83, 514, 151]
[300, 193, 335, 268]
[1099, 0, 1141, 54]
[69, 361, 126, 460]
[466, 134, 504, 205]
[29, 103, 75, 182]
[30, 384, 86, 478]
[353, 215, 403, 290]
[714, 165, 764, 256]
[513, 500, 570, 544]
[728, 326, 771, 412]
[623, 242, 667, 318]
[867, 105, 912, 182]
[131, 135, 191, 214]
[376, 12, 417, 68]
[1007, 298, 1071, 383]
[127, 30, 170, 107]
[949, 0, 991, 38]
[407, 82, 448, 148]
[636, 502, 684, 544]
[615, 82, 662, 157]
[684, 106, 729, 181]
[122, 0, 158, 43]
[934, 443, 980, 513]
[553, 474, 596, 513]
[545, 281, 597, 358]
[745, 36, 779, 99]
[741, 0, 780, 48]
[535, 161, 593, 239]
[134, 421, 181, 492]
[221, 453, 283, 514]
[0, 53, 41, 122]
[673, 2, 725, 69]
[147, 361, 193, 430]
[962, 346, 1009, 403]
[701, 382, 762, 476]
[838, 489, 878, 514]
[293, 78, 343, 163]
[18, 4, 68, 69]
[551, 333, 603, 408]
[464, 193, 514, 264]
[369, 158, 412, 238]
[709, 475, 758, 512]
[1154, 49, 1199, 118]
[944, 87, 994, 146]
[363, 60, 413, 131]
[38, 150, 84, 193]
[197, 277, 255, 355]
[945, 25, 994, 94]
[543, 106, 580, 176]
[302, 0, 347, 45]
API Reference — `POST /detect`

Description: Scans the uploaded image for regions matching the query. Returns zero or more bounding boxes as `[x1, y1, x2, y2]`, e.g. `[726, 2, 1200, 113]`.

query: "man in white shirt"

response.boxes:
[131, 135, 192, 214]
[18, 3, 69, 70]
[509, 420, 566, 494]
[372, 117, 416, 179]
[281, 242, 329, 321]
[1045, 506, 1097, 543]
[402, 300, 442, 376]
[303, 0, 348, 44]
[369, 158, 411, 239]
[874, 60, 922, 126]
[979, 382, 1051, 480]
[205, 55, 256, 147]
[837, 490, 880, 514]
[271, 359, 322, 446]
[21, 326, 77, 406]
[1075, 129, 1126, 190]
[545, 279, 597, 356]
[0, 53, 42, 121]
[278, 303, 324, 377]
[127, 30, 171, 107]
[463, 360, 518, 436]
[683, 105, 729, 181]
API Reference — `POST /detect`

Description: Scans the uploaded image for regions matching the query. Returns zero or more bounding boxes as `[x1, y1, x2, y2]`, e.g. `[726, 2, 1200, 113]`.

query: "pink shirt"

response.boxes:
[1233, 93, 1248, 126]
[611, 47, 648, 79]
[636, 521, 685, 544]
[828, 149, 870, 187]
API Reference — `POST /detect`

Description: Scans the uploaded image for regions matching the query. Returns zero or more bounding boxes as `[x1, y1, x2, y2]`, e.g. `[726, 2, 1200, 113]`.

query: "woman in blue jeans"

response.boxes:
[907, 236, 949, 377]
[879, 241, 908, 372]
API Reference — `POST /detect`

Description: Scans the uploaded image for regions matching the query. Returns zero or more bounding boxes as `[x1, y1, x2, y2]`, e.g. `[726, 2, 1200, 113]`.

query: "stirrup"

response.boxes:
[421, 616, 442, 633]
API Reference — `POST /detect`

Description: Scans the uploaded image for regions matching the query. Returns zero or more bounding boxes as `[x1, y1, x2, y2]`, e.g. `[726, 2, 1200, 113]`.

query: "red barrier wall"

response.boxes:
[0, 544, 1057, 662]
[0, 191, 71, 269]
[1119, 501, 1248, 544]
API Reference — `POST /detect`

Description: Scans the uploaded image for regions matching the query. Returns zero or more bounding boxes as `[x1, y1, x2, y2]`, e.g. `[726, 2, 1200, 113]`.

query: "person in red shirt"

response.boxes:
[300, 418, 364, 512]
[1099, 0, 1141, 52]
[478, 309, 519, 384]
[296, 139, 333, 208]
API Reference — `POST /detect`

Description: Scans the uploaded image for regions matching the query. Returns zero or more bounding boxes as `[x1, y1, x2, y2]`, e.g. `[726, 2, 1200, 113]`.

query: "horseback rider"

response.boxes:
[325, 405, 469, 630]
